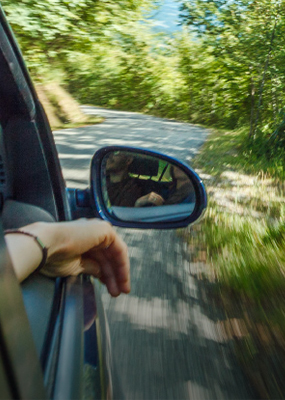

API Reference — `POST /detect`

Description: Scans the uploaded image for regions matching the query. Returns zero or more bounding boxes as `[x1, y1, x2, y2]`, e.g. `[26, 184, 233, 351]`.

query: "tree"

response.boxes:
[1, 0, 153, 73]
[178, 0, 285, 134]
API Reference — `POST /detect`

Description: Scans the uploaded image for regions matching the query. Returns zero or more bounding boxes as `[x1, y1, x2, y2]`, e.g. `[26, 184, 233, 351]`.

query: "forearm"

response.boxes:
[3, 219, 130, 297]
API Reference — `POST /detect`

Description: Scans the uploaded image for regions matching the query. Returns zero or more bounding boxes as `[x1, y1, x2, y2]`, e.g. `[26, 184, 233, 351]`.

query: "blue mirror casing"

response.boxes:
[91, 146, 207, 229]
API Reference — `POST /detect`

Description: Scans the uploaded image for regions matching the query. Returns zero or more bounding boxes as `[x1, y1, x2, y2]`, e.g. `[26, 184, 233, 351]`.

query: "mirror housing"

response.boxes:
[90, 146, 207, 229]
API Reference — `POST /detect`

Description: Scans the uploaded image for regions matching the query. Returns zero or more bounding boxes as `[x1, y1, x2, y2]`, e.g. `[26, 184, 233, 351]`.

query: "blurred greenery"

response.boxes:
[3, 0, 285, 168]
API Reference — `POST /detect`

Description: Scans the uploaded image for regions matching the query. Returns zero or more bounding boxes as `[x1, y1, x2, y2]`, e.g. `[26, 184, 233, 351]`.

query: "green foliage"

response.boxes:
[1, 0, 153, 74]
[179, 0, 285, 157]
[3, 0, 285, 164]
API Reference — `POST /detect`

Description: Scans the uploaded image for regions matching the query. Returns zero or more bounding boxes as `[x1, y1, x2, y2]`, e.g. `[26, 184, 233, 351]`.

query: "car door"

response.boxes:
[0, 6, 117, 400]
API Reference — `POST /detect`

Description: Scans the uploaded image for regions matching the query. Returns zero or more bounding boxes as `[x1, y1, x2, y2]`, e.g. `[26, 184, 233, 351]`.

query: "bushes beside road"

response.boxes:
[3, 0, 285, 173]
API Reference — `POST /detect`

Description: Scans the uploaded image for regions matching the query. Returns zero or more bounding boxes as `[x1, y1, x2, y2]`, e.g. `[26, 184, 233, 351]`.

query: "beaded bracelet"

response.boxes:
[4, 229, 48, 272]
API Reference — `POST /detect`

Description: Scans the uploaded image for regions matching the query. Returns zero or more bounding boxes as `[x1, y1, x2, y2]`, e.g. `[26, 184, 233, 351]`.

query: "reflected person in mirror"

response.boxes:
[165, 166, 196, 205]
[135, 166, 195, 207]
[106, 152, 142, 207]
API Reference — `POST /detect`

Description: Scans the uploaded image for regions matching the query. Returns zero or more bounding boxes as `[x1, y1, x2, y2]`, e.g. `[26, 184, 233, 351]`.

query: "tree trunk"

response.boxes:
[249, 76, 256, 138]
[251, 17, 278, 136]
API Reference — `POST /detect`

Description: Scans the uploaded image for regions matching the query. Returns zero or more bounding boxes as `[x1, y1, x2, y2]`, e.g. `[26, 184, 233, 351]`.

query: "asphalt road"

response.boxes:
[53, 107, 255, 400]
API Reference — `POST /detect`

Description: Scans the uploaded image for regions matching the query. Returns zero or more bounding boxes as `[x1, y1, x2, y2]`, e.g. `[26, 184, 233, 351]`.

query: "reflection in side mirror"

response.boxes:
[91, 146, 206, 228]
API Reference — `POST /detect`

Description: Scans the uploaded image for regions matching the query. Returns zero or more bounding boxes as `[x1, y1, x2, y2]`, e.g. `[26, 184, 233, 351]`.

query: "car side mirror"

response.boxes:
[90, 146, 207, 229]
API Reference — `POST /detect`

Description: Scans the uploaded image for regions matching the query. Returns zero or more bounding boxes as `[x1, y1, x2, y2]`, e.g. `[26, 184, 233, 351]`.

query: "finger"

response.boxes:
[81, 256, 102, 278]
[87, 231, 129, 280]
[41, 258, 84, 278]
[83, 235, 130, 296]
[101, 235, 130, 294]
[82, 255, 120, 296]
[103, 235, 130, 279]
[100, 256, 121, 296]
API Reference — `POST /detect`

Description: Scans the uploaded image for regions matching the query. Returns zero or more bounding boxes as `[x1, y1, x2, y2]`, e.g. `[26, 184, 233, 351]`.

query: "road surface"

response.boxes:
[53, 107, 254, 400]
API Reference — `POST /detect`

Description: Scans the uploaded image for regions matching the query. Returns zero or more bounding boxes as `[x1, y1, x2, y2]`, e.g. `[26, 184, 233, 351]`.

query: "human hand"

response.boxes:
[9, 219, 130, 297]
[135, 192, 164, 207]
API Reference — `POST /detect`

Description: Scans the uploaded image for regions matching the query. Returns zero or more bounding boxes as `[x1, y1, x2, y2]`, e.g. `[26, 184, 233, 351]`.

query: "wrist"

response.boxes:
[21, 222, 59, 261]
[4, 222, 54, 281]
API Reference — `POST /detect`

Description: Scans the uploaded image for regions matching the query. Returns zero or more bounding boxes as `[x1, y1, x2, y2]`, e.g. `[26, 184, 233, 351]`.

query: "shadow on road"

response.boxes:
[53, 106, 209, 188]
[100, 229, 255, 400]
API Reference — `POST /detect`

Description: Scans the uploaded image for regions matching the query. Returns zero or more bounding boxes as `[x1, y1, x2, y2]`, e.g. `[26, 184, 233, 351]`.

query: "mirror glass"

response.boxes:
[101, 151, 197, 223]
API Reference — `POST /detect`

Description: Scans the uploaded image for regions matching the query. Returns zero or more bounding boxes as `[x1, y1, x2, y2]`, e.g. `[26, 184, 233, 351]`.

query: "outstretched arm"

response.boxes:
[5, 219, 130, 297]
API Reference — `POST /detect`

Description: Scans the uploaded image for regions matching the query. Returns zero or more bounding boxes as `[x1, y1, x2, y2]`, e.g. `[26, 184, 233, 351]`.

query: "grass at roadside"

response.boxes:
[185, 127, 285, 398]
[36, 82, 104, 130]
[193, 127, 285, 180]
[191, 128, 285, 302]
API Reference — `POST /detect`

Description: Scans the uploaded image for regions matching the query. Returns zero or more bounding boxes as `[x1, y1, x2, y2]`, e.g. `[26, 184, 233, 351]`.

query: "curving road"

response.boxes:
[53, 107, 254, 400]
